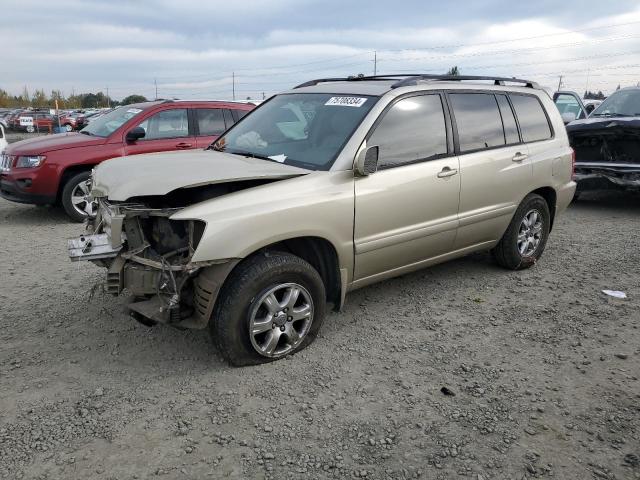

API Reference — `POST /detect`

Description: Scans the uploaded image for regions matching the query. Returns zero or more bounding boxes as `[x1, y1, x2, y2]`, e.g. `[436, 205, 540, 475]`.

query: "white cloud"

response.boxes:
[1, 1, 640, 99]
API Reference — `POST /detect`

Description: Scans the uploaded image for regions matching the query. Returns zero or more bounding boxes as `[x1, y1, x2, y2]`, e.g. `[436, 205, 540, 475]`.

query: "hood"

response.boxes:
[4, 132, 106, 155]
[567, 116, 640, 134]
[92, 150, 311, 201]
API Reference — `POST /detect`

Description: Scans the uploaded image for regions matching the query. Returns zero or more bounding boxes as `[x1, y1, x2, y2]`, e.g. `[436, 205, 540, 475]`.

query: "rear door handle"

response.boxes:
[512, 152, 528, 162]
[175, 142, 192, 149]
[437, 167, 458, 178]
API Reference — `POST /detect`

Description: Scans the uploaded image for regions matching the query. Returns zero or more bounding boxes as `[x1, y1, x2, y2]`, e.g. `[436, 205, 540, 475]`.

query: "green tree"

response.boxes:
[121, 94, 147, 105]
[31, 89, 48, 107]
[0, 89, 11, 108]
[446, 66, 460, 76]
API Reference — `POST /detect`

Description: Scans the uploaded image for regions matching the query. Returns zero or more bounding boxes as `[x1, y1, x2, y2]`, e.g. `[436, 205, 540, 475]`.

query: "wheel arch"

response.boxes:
[57, 164, 96, 203]
[215, 236, 344, 314]
[530, 186, 557, 230]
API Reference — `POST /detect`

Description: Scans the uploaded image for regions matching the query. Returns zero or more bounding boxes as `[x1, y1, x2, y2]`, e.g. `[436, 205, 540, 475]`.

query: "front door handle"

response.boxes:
[512, 152, 528, 162]
[175, 142, 192, 149]
[437, 167, 458, 178]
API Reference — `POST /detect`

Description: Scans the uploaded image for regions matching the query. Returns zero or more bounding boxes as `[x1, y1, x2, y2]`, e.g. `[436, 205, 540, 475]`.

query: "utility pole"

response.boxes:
[106, 87, 110, 107]
[232, 72, 236, 101]
[584, 69, 590, 94]
[262, 91, 265, 100]
[373, 51, 377, 76]
[154, 78, 158, 100]
[557, 75, 563, 92]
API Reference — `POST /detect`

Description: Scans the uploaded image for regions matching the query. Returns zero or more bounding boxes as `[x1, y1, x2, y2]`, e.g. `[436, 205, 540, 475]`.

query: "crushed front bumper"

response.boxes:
[67, 199, 237, 329]
[575, 162, 640, 190]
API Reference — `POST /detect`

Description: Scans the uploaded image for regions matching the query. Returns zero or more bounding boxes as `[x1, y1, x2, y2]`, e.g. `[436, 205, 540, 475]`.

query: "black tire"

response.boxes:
[61, 171, 93, 222]
[210, 251, 326, 366]
[492, 193, 551, 270]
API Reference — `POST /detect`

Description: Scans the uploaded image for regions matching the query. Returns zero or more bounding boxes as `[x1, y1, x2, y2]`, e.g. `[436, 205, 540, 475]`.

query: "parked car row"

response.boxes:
[0, 107, 112, 133]
[5, 73, 637, 366]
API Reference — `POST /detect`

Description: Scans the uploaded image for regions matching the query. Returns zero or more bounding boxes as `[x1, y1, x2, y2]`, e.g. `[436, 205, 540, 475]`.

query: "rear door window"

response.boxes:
[137, 109, 189, 140]
[496, 94, 520, 144]
[368, 94, 448, 169]
[509, 95, 552, 143]
[196, 108, 226, 136]
[449, 93, 505, 152]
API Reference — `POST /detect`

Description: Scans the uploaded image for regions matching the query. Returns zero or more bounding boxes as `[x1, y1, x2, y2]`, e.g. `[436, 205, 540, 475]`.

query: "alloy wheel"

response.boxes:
[517, 209, 543, 256]
[70, 180, 97, 217]
[248, 283, 314, 358]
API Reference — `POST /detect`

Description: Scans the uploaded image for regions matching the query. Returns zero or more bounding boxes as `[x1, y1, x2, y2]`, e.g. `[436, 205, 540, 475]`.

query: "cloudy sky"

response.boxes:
[2, 0, 640, 100]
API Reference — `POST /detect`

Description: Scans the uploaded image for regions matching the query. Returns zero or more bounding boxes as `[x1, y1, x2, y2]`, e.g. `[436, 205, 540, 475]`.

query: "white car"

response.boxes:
[0, 125, 7, 153]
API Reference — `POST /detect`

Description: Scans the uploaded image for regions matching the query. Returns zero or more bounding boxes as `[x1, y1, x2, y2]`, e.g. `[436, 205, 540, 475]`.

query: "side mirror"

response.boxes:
[126, 126, 146, 142]
[355, 145, 379, 176]
[561, 112, 577, 125]
[585, 104, 595, 115]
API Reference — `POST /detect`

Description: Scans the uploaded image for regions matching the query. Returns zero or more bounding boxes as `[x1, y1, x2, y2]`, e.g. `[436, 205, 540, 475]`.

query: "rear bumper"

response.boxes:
[556, 180, 577, 214]
[0, 177, 56, 205]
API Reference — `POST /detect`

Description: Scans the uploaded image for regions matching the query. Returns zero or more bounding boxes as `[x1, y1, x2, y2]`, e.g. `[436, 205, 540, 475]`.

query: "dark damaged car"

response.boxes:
[567, 87, 640, 194]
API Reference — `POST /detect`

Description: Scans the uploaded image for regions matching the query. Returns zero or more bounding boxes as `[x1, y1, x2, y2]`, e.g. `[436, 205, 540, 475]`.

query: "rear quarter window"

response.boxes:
[449, 93, 505, 152]
[509, 94, 552, 143]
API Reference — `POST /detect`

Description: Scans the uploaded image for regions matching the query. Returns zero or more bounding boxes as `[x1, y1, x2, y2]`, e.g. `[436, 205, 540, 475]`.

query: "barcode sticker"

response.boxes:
[325, 97, 367, 107]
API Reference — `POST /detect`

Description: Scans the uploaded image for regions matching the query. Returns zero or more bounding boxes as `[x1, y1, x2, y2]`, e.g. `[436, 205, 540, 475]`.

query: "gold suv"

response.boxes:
[69, 74, 576, 365]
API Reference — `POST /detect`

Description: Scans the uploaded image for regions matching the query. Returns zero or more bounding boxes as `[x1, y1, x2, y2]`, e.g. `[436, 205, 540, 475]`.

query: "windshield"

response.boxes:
[80, 106, 145, 137]
[212, 93, 377, 170]
[591, 89, 640, 117]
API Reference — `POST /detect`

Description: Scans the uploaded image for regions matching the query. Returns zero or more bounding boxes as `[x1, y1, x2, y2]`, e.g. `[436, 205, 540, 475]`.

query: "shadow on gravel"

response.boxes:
[0, 203, 71, 225]
[570, 189, 640, 214]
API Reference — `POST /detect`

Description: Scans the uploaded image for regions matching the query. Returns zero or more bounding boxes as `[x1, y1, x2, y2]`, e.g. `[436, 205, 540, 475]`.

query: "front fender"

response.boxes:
[171, 170, 355, 280]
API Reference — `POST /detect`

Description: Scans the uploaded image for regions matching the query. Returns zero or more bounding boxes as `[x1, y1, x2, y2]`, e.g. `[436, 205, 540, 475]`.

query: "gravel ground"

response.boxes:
[0, 192, 638, 480]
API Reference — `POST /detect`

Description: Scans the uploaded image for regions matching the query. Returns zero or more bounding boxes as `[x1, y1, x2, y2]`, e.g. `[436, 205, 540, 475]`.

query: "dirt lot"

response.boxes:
[0, 192, 638, 480]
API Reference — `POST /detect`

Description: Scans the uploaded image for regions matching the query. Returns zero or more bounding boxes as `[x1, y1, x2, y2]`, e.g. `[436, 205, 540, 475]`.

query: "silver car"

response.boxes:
[69, 74, 576, 365]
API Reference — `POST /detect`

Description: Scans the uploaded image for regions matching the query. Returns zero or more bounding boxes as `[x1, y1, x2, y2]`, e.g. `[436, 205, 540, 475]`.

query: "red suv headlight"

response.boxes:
[15, 155, 46, 168]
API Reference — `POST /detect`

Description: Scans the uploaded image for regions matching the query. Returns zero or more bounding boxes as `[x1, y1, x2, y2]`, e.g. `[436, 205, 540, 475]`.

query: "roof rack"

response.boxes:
[390, 74, 539, 89]
[293, 74, 540, 90]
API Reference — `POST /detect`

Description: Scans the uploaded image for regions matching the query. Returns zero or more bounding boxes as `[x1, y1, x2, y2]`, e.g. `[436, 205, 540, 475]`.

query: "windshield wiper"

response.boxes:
[592, 112, 631, 117]
[79, 130, 93, 136]
[227, 150, 280, 163]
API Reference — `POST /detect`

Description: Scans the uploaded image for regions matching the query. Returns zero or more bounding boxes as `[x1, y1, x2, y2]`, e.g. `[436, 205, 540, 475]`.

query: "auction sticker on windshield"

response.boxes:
[325, 97, 367, 107]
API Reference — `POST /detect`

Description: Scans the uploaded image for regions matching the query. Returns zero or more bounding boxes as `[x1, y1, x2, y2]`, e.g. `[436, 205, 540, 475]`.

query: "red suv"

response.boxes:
[1, 100, 254, 221]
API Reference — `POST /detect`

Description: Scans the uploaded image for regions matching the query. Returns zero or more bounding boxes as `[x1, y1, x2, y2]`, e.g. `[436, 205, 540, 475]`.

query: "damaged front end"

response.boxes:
[569, 122, 640, 190]
[68, 199, 237, 329]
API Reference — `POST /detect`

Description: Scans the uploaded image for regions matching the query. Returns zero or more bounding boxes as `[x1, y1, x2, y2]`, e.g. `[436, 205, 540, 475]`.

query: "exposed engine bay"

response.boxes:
[568, 123, 640, 190]
[68, 181, 277, 328]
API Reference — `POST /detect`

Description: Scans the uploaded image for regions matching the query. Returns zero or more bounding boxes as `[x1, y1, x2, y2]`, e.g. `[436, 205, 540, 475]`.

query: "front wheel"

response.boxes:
[64, 124, 73, 132]
[210, 252, 326, 366]
[492, 193, 550, 270]
[61, 171, 97, 222]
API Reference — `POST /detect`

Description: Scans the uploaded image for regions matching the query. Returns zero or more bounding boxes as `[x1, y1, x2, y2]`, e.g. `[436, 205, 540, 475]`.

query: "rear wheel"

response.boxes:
[210, 252, 326, 366]
[61, 171, 97, 222]
[492, 193, 550, 270]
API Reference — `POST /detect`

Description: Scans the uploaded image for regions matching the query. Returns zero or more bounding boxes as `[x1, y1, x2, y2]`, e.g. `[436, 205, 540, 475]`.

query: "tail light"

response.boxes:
[570, 148, 576, 180]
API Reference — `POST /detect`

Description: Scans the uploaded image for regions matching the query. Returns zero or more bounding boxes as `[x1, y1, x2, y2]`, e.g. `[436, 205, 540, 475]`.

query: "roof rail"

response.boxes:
[389, 74, 539, 89]
[293, 74, 539, 90]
